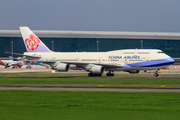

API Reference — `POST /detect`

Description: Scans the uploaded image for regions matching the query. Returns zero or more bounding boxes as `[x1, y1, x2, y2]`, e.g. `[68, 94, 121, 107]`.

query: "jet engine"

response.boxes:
[90, 65, 104, 74]
[56, 63, 69, 71]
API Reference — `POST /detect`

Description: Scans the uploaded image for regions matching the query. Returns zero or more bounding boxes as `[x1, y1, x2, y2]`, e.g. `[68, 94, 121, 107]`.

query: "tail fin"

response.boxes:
[19, 26, 51, 52]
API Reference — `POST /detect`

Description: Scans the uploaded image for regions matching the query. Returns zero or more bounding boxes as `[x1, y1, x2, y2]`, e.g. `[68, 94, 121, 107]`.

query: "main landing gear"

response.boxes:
[106, 71, 114, 76]
[88, 71, 114, 77]
[154, 69, 159, 77]
[88, 72, 102, 77]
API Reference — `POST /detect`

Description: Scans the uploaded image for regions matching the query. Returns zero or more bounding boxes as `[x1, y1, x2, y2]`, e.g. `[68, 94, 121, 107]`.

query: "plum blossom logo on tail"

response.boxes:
[25, 34, 40, 51]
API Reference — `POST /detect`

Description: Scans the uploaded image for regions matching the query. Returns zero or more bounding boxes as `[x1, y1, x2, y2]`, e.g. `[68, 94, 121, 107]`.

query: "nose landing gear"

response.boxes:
[154, 69, 159, 77]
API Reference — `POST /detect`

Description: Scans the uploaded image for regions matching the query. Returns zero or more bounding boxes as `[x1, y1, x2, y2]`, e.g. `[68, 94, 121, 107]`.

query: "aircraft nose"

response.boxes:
[169, 58, 175, 64]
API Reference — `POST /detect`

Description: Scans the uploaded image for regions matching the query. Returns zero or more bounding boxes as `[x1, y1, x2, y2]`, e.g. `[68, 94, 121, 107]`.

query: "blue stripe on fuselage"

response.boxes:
[126, 58, 174, 68]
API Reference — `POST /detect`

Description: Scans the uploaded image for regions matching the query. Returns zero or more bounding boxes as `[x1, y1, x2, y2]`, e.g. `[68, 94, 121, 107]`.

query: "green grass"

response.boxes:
[0, 91, 180, 120]
[0, 77, 180, 87]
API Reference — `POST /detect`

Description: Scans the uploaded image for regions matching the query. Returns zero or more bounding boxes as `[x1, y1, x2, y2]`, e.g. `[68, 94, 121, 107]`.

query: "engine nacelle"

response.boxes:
[90, 65, 104, 74]
[56, 63, 69, 72]
[128, 70, 140, 74]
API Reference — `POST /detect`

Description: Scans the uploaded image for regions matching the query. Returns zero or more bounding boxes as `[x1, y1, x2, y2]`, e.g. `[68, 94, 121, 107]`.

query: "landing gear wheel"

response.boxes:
[154, 69, 159, 77]
[96, 74, 102, 76]
[88, 73, 93, 77]
[154, 73, 159, 77]
[106, 71, 114, 76]
[88, 73, 102, 77]
[106, 73, 114, 76]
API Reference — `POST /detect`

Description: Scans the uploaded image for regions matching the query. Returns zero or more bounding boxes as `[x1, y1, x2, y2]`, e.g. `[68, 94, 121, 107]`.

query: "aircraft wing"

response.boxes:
[23, 59, 123, 68]
[5, 54, 123, 69]
[62, 62, 123, 68]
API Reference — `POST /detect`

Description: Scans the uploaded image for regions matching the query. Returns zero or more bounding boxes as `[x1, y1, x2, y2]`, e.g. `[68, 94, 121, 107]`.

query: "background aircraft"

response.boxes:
[0, 58, 25, 68]
[32, 62, 50, 68]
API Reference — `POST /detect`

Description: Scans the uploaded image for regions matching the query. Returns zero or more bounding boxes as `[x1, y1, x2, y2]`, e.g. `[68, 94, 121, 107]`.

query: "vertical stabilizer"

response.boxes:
[19, 26, 51, 52]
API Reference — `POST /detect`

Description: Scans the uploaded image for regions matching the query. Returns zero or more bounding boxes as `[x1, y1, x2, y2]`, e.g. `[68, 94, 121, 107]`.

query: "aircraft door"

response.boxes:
[76, 57, 80, 62]
[125, 59, 128, 64]
[146, 57, 150, 64]
[98, 57, 102, 64]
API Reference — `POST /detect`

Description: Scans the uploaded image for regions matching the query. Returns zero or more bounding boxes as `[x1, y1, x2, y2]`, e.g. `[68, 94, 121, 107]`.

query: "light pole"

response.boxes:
[11, 41, 13, 57]
[96, 40, 99, 52]
[140, 40, 143, 49]
[51, 41, 54, 51]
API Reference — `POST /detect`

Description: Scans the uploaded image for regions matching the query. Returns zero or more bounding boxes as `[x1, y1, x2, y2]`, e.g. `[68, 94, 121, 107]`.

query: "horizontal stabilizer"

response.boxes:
[5, 52, 41, 59]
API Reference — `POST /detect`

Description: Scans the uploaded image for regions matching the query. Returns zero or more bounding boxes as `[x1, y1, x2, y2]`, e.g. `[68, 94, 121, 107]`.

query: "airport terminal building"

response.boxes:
[0, 30, 180, 63]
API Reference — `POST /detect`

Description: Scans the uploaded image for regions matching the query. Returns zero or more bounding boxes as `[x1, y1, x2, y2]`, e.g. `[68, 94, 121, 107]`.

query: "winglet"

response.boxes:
[19, 26, 51, 52]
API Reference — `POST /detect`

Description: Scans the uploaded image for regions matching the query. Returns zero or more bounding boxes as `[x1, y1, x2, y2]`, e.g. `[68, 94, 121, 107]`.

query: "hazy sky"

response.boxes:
[1, 0, 180, 32]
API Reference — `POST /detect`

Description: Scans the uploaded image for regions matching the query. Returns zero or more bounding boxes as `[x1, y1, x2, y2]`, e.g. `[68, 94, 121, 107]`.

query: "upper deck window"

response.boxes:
[158, 51, 164, 54]
[138, 52, 149, 54]
[124, 52, 134, 54]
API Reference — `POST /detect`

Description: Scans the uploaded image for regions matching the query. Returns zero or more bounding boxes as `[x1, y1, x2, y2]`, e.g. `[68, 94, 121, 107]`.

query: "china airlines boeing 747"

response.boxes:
[7, 27, 175, 77]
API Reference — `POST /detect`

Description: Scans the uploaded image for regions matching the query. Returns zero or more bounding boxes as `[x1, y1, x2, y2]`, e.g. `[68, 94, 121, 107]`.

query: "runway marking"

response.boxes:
[160, 85, 166, 87]
[38, 76, 51, 78]
[149, 77, 158, 79]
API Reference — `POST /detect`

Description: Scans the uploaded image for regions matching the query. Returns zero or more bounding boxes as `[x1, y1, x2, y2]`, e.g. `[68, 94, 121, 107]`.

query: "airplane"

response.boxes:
[6, 27, 175, 77]
[0, 58, 24, 68]
[37, 62, 43, 66]
[32, 62, 50, 68]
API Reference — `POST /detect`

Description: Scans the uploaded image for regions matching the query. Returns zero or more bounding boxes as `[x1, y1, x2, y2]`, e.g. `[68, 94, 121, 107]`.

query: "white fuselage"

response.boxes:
[23, 49, 174, 71]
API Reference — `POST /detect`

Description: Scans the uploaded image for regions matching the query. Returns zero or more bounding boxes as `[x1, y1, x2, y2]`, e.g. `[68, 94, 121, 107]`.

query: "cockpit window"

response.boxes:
[158, 51, 164, 53]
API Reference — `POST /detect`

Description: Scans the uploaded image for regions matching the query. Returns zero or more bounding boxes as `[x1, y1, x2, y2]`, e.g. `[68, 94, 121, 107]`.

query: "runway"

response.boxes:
[0, 86, 180, 93]
[0, 75, 180, 79]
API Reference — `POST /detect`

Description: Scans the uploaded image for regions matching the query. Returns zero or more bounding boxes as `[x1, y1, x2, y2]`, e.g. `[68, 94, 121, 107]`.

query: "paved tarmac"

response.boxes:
[1, 67, 180, 75]
[0, 75, 180, 79]
[0, 86, 180, 93]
